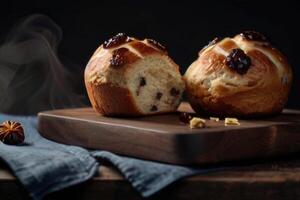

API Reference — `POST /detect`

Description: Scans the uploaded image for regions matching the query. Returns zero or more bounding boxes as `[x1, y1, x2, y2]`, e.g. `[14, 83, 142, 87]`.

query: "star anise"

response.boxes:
[0, 120, 25, 145]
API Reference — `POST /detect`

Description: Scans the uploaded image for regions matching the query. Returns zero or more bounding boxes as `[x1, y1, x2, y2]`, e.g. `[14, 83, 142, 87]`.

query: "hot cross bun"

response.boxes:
[184, 31, 293, 117]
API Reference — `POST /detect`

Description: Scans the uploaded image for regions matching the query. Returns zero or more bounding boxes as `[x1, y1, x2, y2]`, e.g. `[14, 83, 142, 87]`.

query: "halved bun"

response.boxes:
[85, 33, 185, 116]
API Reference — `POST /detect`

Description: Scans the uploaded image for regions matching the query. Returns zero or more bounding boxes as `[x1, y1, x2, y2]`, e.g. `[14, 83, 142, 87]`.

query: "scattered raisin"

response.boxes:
[146, 39, 167, 51]
[225, 48, 251, 75]
[240, 31, 268, 42]
[156, 92, 162, 100]
[139, 77, 146, 86]
[170, 88, 180, 96]
[110, 48, 128, 67]
[150, 105, 158, 112]
[103, 33, 132, 49]
[179, 112, 193, 124]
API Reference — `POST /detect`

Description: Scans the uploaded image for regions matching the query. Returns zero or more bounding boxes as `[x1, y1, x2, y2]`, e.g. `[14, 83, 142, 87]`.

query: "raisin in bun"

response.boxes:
[85, 33, 185, 116]
[184, 31, 293, 117]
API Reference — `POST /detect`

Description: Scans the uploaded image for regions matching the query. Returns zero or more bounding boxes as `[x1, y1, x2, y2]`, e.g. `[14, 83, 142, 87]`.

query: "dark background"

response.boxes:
[1, 0, 299, 109]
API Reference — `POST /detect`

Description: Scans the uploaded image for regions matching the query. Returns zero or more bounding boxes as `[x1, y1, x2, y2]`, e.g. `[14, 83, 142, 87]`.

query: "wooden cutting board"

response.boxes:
[37, 102, 300, 165]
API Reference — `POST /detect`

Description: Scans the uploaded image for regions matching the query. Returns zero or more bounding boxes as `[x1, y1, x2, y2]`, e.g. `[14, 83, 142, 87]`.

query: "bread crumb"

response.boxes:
[189, 117, 206, 129]
[210, 117, 219, 122]
[225, 118, 240, 126]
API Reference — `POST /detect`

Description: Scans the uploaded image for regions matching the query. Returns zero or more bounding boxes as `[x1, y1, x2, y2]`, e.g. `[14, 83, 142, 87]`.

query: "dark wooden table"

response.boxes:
[1, 156, 300, 200]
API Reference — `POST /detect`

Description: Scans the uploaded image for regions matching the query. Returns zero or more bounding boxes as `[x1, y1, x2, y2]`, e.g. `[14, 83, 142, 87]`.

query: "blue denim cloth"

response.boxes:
[0, 114, 220, 200]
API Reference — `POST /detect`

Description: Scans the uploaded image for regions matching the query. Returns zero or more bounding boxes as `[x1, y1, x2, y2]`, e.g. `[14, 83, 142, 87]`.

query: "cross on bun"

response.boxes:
[85, 33, 185, 116]
[184, 31, 293, 117]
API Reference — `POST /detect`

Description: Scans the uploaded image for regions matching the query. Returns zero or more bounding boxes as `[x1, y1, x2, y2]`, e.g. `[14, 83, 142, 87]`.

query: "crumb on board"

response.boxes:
[210, 117, 219, 122]
[225, 118, 240, 126]
[189, 117, 206, 129]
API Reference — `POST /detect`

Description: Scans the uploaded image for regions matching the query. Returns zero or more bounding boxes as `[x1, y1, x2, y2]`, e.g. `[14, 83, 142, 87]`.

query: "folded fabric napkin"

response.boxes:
[0, 114, 221, 200]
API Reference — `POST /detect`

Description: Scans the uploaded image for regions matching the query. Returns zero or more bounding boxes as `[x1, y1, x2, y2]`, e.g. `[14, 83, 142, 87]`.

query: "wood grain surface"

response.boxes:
[37, 103, 300, 165]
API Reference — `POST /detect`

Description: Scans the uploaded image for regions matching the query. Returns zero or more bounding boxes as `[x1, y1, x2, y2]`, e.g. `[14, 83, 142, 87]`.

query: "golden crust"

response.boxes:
[129, 40, 165, 55]
[85, 82, 142, 116]
[184, 34, 293, 118]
